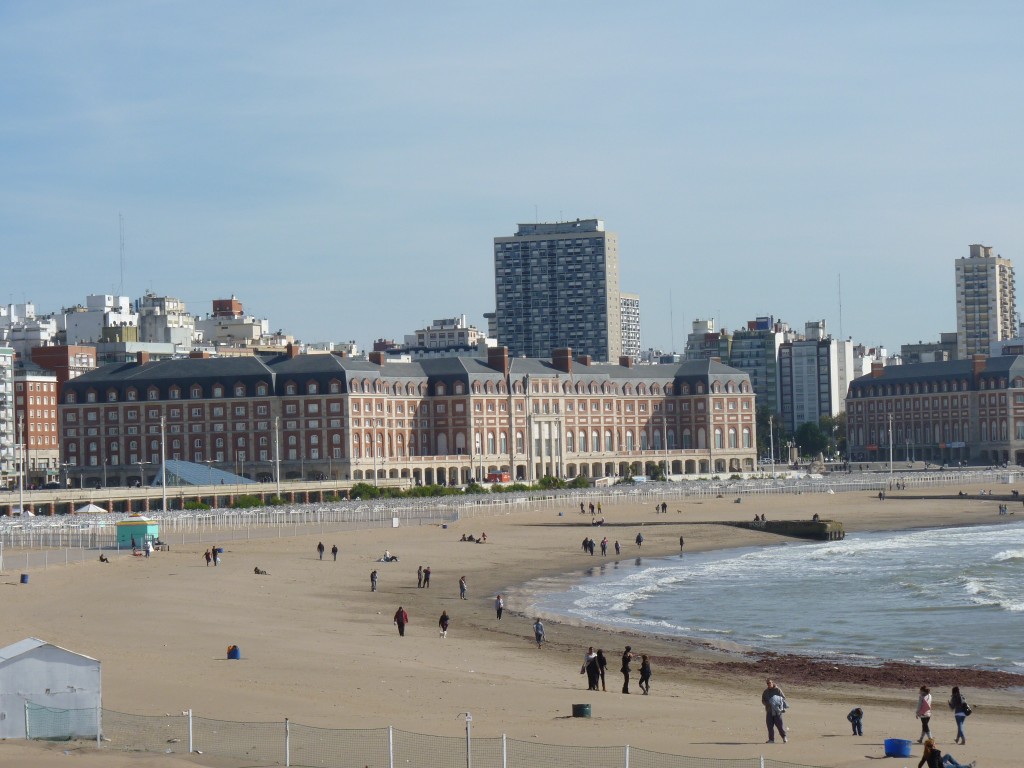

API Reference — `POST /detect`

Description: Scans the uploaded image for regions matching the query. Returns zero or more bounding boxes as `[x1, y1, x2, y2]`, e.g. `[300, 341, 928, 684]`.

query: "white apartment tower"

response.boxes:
[619, 293, 641, 361]
[778, 320, 854, 433]
[956, 244, 1016, 358]
[494, 219, 621, 361]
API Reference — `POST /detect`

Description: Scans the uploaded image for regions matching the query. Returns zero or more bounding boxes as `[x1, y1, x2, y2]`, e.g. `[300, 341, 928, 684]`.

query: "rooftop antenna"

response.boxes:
[838, 273, 844, 339]
[118, 213, 126, 296]
[669, 288, 675, 353]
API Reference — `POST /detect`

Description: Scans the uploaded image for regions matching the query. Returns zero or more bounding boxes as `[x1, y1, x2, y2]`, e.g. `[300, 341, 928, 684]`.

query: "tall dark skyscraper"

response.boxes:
[493, 219, 621, 361]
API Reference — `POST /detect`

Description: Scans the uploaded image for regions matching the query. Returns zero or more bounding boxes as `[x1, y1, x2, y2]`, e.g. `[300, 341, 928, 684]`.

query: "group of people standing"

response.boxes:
[581, 646, 650, 695]
[914, 685, 976, 768]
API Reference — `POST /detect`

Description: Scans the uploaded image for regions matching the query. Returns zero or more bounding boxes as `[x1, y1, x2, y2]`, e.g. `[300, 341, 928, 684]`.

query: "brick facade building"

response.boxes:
[59, 347, 757, 488]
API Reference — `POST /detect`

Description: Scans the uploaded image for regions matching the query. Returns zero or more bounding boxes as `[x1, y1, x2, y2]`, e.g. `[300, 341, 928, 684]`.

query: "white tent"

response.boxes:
[74, 503, 107, 514]
[0, 637, 101, 739]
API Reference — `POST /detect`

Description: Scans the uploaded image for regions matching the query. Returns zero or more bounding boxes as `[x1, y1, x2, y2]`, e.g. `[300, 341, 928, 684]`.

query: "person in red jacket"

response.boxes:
[394, 606, 409, 636]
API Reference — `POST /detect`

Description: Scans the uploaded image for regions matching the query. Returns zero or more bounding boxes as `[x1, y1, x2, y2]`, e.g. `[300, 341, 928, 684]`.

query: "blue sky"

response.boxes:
[3, 1, 1024, 353]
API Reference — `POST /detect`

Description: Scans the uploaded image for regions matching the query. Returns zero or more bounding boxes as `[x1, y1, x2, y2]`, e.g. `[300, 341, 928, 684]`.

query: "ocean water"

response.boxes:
[530, 521, 1024, 672]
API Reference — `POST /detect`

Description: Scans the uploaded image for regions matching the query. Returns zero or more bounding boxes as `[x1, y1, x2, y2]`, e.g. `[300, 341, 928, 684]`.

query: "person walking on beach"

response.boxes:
[596, 649, 607, 691]
[331, 544, 338, 561]
[393, 606, 409, 636]
[317, 542, 325, 560]
[204, 549, 212, 566]
[916, 685, 933, 743]
[948, 686, 971, 745]
[417, 565, 424, 588]
[762, 678, 788, 743]
[614, 540, 620, 555]
[423, 566, 431, 588]
[583, 647, 600, 690]
[638, 655, 652, 695]
[438, 610, 450, 638]
[459, 575, 467, 599]
[679, 535, 685, 552]
[370, 569, 378, 592]
[533, 618, 545, 647]
[495, 594, 504, 620]
[635, 532, 644, 548]
[212, 545, 219, 566]
[620, 646, 634, 694]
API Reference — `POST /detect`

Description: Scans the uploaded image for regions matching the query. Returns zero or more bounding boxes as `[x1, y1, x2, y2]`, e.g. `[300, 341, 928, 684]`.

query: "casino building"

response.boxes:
[59, 347, 757, 488]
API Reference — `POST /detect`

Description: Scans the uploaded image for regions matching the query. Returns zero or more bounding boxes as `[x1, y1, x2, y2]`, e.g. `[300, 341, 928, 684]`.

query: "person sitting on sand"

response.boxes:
[460, 533, 468, 541]
[99, 554, 109, 563]
[254, 566, 269, 575]
[918, 738, 975, 768]
[480, 532, 487, 542]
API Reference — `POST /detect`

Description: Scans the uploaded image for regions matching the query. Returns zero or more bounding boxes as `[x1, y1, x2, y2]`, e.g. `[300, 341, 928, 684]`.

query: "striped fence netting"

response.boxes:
[24, 706, 831, 768]
[24, 701, 100, 741]
[100, 709, 190, 754]
[192, 715, 285, 764]
[627, 747, 761, 768]
[288, 723, 390, 768]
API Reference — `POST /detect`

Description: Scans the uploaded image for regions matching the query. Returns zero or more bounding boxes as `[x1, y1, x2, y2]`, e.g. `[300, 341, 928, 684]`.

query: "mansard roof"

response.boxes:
[61, 352, 751, 399]
[847, 355, 1024, 393]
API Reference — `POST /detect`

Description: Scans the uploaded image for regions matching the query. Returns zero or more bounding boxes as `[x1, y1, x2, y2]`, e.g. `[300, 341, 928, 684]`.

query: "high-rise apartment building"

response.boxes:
[727, 317, 796, 416]
[778, 321, 854, 433]
[619, 293, 641, 361]
[684, 319, 731, 361]
[956, 244, 1016, 358]
[494, 219, 621, 361]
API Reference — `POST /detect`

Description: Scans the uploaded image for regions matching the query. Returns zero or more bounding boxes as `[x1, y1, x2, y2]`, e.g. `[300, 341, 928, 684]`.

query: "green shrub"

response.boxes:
[183, 501, 211, 511]
[231, 495, 264, 509]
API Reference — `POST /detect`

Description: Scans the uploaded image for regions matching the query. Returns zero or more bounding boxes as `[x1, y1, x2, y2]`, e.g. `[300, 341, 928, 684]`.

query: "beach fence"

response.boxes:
[1, 469, 1012, 577]
[25, 704, 823, 768]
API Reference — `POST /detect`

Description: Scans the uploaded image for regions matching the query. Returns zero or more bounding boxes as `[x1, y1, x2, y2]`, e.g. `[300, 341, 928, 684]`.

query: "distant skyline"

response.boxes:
[4, 2, 1024, 354]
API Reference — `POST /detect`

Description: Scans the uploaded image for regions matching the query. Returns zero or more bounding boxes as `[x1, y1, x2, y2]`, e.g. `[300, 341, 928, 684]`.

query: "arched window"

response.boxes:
[728, 428, 738, 449]
[742, 427, 752, 448]
[437, 433, 449, 455]
[605, 429, 613, 451]
[567, 431, 575, 452]
[715, 429, 724, 449]
[625, 430, 634, 451]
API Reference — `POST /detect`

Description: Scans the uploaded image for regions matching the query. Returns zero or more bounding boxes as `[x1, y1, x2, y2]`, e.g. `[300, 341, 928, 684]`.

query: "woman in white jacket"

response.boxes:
[916, 685, 933, 743]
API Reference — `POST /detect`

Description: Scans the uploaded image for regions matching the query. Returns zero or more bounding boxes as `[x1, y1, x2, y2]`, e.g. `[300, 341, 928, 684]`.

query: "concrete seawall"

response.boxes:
[723, 519, 845, 541]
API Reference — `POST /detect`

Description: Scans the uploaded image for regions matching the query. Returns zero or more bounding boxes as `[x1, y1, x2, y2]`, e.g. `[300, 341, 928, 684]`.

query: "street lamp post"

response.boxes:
[769, 416, 775, 478]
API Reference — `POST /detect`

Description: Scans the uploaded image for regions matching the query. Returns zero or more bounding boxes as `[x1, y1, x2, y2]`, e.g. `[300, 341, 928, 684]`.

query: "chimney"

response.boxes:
[286, 342, 300, 359]
[578, 355, 592, 367]
[189, 350, 210, 359]
[369, 351, 386, 366]
[972, 353, 987, 380]
[553, 348, 573, 374]
[487, 346, 509, 375]
[332, 350, 346, 359]
[618, 355, 633, 368]
[870, 361, 884, 378]
[137, 351, 150, 366]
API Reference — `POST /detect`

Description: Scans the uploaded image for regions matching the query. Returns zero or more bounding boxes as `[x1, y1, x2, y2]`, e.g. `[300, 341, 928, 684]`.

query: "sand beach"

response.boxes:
[3, 481, 1022, 768]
